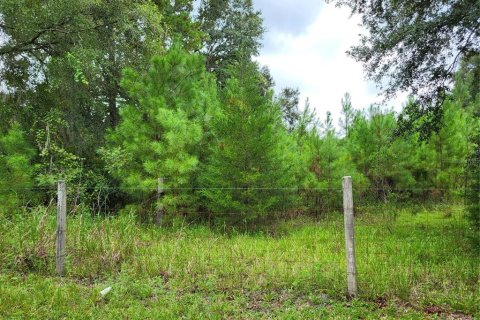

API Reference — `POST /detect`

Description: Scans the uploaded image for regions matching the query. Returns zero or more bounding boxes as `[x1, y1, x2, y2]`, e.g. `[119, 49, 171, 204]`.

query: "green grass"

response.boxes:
[0, 205, 478, 319]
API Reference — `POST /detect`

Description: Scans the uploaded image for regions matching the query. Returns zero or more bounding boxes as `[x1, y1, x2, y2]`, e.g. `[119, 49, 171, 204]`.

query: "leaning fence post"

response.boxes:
[56, 180, 66, 276]
[342, 176, 357, 298]
[155, 177, 164, 226]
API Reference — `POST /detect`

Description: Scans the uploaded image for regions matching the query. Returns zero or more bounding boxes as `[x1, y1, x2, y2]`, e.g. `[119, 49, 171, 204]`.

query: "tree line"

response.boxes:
[0, 0, 478, 228]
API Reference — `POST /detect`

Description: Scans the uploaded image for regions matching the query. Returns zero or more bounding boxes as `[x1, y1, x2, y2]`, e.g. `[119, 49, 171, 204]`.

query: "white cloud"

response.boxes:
[254, 3, 408, 125]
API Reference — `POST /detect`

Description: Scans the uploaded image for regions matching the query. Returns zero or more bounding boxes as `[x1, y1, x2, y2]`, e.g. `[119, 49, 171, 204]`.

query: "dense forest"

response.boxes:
[1, 0, 478, 227]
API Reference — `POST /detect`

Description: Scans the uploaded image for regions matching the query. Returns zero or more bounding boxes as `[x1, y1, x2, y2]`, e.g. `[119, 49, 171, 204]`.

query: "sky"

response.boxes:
[252, 0, 408, 124]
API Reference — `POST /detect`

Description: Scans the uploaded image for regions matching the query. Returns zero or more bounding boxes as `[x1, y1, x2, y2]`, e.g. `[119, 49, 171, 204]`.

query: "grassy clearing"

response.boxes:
[0, 205, 478, 319]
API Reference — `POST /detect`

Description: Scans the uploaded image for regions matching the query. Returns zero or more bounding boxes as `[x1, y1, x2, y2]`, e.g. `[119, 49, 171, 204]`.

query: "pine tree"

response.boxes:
[428, 99, 470, 198]
[101, 45, 219, 221]
[199, 61, 296, 222]
[339, 92, 355, 137]
[277, 87, 301, 132]
[347, 106, 400, 200]
[453, 55, 480, 242]
[0, 123, 36, 216]
[465, 131, 479, 236]
[292, 99, 318, 188]
[321, 111, 335, 136]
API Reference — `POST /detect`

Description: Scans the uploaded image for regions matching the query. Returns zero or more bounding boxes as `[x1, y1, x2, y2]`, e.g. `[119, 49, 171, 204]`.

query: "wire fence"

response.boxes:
[1, 179, 477, 307]
[0, 181, 476, 222]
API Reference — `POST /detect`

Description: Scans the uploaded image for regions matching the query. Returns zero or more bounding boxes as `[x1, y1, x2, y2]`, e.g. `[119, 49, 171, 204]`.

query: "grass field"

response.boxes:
[0, 205, 478, 319]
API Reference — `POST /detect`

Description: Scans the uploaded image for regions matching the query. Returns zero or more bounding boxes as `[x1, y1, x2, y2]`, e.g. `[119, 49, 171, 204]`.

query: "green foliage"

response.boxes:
[198, 0, 264, 85]
[456, 56, 480, 239]
[152, 0, 204, 50]
[0, 123, 36, 216]
[342, 101, 472, 201]
[0, 0, 193, 212]
[33, 110, 83, 187]
[338, 92, 356, 137]
[330, 0, 480, 143]
[101, 45, 219, 218]
[0, 0, 476, 230]
[332, 0, 480, 136]
[347, 107, 405, 198]
[294, 114, 368, 212]
[199, 61, 296, 221]
[465, 132, 480, 241]
[0, 0, 166, 128]
[428, 101, 470, 197]
[277, 87, 301, 132]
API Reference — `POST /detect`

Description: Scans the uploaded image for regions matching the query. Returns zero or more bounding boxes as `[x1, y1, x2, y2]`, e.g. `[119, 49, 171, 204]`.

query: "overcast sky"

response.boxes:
[253, 0, 407, 124]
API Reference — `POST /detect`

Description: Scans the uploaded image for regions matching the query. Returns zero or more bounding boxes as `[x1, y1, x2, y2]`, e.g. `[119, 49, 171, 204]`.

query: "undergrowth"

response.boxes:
[0, 204, 478, 319]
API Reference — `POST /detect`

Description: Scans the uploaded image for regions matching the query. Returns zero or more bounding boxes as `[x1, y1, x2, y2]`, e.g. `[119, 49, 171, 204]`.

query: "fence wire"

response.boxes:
[1, 182, 477, 304]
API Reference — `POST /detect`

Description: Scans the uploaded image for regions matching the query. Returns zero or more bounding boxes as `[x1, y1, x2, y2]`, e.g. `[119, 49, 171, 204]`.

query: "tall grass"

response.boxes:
[0, 204, 478, 319]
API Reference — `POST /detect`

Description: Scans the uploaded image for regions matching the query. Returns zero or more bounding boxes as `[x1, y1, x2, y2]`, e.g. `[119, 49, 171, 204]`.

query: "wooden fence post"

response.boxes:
[56, 180, 66, 275]
[155, 177, 164, 226]
[342, 176, 357, 298]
